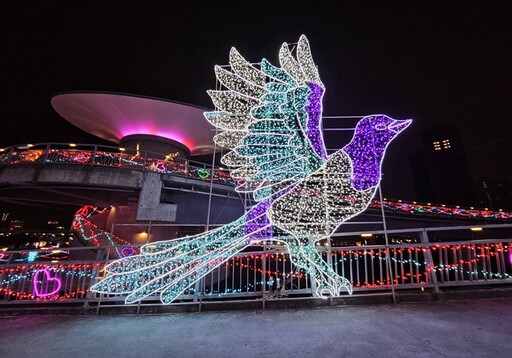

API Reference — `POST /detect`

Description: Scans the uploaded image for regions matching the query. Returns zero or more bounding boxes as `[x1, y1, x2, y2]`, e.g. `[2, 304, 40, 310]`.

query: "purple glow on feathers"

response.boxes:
[343, 115, 411, 191]
[245, 200, 272, 240]
[305, 83, 327, 160]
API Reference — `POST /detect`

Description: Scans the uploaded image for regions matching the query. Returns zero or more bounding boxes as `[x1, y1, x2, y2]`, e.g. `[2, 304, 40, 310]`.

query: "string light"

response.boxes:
[91, 35, 413, 304]
[0, 243, 509, 301]
[0, 264, 98, 300]
[33, 268, 62, 297]
[1, 148, 511, 220]
[372, 200, 512, 220]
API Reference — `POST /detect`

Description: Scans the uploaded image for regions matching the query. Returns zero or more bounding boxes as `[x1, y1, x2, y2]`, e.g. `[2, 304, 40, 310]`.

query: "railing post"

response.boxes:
[87, 247, 105, 300]
[142, 150, 147, 171]
[42, 143, 50, 164]
[262, 242, 267, 309]
[90, 145, 97, 166]
[378, 184, 397, 304]
[326, 236, 334, 289]
[194, 277, 201, 303]
[6, 146, 15, 164]
[96, 222, 115, 315]
[309, 237, 318, 296]
[420, 229, 440, 293]
[205, 129, 218, 232]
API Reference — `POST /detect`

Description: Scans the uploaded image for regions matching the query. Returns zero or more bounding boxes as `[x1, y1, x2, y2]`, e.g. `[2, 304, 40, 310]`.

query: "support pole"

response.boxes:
[262, 241, 267, 310]
[135, 221, 152, 315]
[378, 184, 397, 304]
[206, 121, 218, 231]
[96, 222, 116, 315]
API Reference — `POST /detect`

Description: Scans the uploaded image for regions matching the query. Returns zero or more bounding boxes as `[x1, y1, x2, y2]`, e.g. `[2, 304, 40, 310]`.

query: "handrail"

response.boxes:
[0, 142, 235, 186]
[0, 142, 213, 169]
[1, 142, 511, 220]
[2, 236, 510, 256]
[331, 223, 512, 238]
[1, 236, 510, 304]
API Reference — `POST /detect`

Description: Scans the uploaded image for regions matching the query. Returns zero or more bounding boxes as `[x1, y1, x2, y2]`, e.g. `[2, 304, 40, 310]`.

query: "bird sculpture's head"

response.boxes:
[343, 115, 412, 191]
[355, 115, 412, 145]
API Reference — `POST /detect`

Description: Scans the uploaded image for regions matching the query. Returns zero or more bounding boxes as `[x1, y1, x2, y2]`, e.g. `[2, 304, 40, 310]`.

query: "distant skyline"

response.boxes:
[2, 1, 511, 203]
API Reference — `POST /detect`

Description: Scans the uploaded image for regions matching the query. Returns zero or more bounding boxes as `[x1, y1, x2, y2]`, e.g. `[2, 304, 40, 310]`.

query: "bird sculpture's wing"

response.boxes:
[204, 35, 328, 201]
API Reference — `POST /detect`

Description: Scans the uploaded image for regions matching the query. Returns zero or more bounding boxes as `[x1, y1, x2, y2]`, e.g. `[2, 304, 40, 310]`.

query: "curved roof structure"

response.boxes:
[51, 92, 216, 155]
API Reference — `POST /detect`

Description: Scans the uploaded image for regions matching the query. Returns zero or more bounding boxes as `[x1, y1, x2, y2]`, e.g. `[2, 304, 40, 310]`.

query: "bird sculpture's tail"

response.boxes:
[91, 212, 270, 304]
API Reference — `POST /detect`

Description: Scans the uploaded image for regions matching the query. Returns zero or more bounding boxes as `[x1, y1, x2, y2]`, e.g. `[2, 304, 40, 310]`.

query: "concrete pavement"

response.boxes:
[1, 298, 511, 358]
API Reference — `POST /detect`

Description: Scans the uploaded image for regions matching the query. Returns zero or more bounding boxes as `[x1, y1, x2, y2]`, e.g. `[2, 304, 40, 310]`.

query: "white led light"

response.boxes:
[91, 35, 410, 304]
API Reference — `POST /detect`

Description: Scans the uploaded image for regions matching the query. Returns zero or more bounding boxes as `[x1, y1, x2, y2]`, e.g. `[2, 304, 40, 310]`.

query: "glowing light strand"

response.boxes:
[0, 243, 510, 301]
[2, 149, 511, 219]
[91, 35, 411, 304]
[33, 268, 62, 297]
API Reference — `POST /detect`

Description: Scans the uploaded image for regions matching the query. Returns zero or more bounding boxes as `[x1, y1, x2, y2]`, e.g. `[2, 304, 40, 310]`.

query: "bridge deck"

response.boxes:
[1, 298, 511, 357]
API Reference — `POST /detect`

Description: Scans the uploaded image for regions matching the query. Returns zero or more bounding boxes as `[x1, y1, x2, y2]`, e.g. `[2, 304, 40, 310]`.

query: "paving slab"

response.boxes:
[0, 298, 511, 358]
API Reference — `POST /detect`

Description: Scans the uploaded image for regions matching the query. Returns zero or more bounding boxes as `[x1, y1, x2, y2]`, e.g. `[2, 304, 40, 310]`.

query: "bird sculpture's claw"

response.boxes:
[315, 277, 352, 299]
[315, 285, 339, 298]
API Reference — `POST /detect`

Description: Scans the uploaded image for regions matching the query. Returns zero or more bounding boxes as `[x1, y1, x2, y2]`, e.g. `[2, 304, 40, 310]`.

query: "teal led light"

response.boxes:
[91, 35, 411, 304]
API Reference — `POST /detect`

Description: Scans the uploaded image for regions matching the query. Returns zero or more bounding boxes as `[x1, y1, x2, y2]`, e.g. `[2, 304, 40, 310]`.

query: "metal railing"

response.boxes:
[0, 142, 235, 186]
[1, 143, 511, 221]
[1, 224, 510, 307]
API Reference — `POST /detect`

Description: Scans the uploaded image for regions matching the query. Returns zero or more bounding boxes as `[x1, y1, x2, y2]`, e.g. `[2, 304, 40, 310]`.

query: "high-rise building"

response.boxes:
[478, 178, 511, 210]
[409, 125, 476, 206]
[8, 219, 24, 231]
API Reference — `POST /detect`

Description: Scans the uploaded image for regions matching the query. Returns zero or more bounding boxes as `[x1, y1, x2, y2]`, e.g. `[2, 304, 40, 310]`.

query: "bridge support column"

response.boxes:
[136, 172, 177, 222]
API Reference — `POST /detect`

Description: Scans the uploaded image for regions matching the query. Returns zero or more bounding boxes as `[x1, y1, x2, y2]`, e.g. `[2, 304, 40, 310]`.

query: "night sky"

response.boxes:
[2, 1, 511, 203]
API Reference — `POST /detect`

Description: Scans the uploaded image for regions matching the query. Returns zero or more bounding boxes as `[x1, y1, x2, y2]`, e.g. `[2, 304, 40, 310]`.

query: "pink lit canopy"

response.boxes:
[51, 92, 216, 155]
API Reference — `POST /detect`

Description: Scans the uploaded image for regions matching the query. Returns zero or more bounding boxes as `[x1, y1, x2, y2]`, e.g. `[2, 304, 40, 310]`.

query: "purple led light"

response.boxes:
[343, 115, 411, 191]
[118, 128, 192, 149]
[305, 82, 327, 160]
[121, 247, 137, 257]
[245, 200, 272, 240]
[33, 268, 62, 298]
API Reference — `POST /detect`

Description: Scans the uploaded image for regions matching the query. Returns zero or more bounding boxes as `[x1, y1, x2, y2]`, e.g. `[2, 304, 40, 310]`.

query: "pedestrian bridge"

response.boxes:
[0, 143, 511, 313]
[1, 142, 509, 221]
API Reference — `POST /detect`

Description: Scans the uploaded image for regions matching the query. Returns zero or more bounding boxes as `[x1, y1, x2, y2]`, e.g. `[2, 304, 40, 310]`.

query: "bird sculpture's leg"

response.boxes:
[286, 237, 352, 297]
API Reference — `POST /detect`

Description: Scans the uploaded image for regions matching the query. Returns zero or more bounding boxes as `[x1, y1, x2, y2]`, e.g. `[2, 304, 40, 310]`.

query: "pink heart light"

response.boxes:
[33, 268, 62, 298]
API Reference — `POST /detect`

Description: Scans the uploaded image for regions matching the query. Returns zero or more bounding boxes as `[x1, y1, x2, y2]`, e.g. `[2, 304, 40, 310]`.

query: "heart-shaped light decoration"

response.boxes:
[33, 268, 62, 297]
[121, 246, 136, 257]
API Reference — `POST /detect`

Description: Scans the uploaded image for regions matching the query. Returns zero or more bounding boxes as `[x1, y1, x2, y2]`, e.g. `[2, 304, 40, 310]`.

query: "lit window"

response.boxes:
[442, 139, 451, 149]
[433, 141, 441, 151]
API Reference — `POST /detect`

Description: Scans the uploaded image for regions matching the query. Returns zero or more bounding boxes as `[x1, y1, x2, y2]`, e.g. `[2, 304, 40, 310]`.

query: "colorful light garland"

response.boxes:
[72, 206, 133, 258]
[0, 242, 509, 301]
[33, 268, 62, 297]
[1, 148, 510, 220]
[0, 148, 234, 185]
[372, 200, 512, 220]
[0, 264, 98, 301]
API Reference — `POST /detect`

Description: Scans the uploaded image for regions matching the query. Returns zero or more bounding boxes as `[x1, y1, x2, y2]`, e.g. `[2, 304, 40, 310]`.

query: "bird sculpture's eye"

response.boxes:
[375, 123, 387, 131]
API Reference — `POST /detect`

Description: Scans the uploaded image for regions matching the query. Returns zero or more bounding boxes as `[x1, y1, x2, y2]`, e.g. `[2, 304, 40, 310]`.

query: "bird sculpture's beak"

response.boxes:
[389, 119, 412, 133]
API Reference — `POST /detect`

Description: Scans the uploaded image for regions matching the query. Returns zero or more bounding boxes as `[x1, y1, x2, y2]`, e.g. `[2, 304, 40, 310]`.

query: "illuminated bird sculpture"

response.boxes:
[91, 35, 411, 304]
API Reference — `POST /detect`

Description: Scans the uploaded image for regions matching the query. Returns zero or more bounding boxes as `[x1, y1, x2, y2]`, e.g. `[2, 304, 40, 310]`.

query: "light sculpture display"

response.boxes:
[91, 35, 412, 304]
[33, 268, 62, 297]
